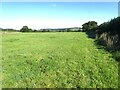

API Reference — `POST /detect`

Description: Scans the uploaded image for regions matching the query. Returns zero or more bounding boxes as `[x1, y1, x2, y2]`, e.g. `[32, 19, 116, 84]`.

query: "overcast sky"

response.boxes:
[0, 2, 118, 29]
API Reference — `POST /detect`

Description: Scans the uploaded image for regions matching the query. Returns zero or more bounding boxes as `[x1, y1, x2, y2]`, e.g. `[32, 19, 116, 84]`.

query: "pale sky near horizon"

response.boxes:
[0, 2, 118, 30]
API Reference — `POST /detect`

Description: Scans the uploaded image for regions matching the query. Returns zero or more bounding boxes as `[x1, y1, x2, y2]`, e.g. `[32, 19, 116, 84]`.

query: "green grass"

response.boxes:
[2, 32, 118, 88]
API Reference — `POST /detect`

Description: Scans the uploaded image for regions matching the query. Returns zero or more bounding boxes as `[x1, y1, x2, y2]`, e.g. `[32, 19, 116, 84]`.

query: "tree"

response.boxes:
[82, 21, 98, 38]
[82, 21, 98, 32]
[82, 23, 88, 32]
[20, 26, 32, 32]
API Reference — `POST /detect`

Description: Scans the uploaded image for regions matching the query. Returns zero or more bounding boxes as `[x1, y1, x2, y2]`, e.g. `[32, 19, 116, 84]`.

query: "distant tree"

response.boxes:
[33, 29, 37, 32]
[42, 29, 46, 32]
[66, 28, 71, 32]
[46, 29, 50, 32]
[78, 27, 82, 32]
[20, 26, 32, 32]
[29, 28, 32, 32]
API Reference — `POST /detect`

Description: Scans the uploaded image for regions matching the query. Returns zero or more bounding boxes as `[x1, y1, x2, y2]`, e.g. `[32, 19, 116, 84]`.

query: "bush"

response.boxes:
[96, 16, 120, 51]
[20, 26, 32, 32]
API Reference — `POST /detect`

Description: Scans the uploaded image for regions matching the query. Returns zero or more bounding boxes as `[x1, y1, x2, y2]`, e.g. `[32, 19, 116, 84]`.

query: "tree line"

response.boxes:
[1, 16, 120, 51]
[81, 16, 120, 51]
[19, 26, 82, 32]
[96, 17, 120, 51]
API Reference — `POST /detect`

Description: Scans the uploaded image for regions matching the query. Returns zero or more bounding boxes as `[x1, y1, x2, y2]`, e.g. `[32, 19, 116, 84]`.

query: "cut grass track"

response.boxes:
[2, 32, 118, 88]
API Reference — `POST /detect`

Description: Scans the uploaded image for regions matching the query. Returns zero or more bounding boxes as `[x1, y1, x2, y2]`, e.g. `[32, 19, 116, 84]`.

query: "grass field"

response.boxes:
[1, 32, 118, 88]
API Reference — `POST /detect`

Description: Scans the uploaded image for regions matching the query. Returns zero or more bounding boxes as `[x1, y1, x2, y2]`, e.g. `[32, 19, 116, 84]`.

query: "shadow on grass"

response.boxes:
[85, 31, 120, 62]
[111, 51, 120, 62]
[94, 40, 120, 62]
[85, 30, 96, 39]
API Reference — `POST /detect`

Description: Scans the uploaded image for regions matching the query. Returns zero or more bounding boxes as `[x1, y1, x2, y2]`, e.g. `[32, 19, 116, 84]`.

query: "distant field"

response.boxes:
[2, 32, 118, 88]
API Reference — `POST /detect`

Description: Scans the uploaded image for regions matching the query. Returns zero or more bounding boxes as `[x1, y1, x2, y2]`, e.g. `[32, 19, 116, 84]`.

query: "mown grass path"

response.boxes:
[2, 32, 118, 88]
